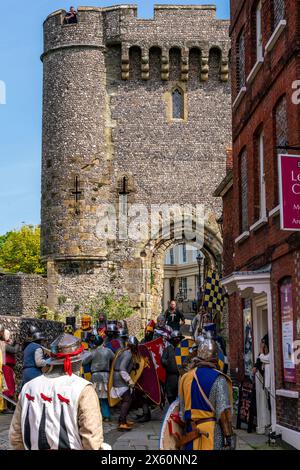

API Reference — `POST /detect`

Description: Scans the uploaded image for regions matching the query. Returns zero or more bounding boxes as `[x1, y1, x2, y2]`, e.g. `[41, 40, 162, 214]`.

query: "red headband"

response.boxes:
[50, 345, 84, 376]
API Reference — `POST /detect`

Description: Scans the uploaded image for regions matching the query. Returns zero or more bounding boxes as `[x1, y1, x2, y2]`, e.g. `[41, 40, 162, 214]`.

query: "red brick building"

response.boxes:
[215, 0, 300, 448]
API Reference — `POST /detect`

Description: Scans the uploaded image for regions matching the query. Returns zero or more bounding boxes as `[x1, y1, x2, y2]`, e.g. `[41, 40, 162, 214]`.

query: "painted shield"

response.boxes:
[160, 399, 183, 450]
[108, 349, 145, 408]
[175, 338, 195, 367]
[136, 344, 161, 405]
[144, 337, 167, 383]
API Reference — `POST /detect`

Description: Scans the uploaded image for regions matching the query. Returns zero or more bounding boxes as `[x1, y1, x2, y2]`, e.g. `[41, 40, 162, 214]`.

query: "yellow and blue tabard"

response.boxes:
[179, 367, 232, 450]
[74, 328, 92, 382]
[175, 339, 195, 366]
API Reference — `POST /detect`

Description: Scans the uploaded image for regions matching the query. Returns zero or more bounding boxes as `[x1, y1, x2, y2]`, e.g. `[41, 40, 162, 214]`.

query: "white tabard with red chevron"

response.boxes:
[20, 374, 90, 450]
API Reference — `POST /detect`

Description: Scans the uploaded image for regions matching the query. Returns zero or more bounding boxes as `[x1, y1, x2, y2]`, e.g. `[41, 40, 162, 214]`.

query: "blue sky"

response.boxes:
[0, 1, 229, 235]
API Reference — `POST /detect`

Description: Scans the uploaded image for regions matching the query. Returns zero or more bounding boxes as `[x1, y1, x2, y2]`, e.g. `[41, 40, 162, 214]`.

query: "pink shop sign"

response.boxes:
[279, 154, 300, 231]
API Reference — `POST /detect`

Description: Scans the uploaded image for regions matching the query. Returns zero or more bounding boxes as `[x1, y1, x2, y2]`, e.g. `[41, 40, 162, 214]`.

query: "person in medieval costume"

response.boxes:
[97, 312, 107, 340]
[164, 300, 185, 332]
[0, 325, 6, 413]
[64, 316, 76, 335]
[104, 323, 122, 353]
[191, 307, 207, 339]
[22, 326, 47, 386]
[9, 333, 106, 450]
[141, 320, 155, 344]
[82, 339, 115, 422]
[74, 315, 93, 350]
[161, 330, 184, 404]
[153, 315, 172, 342]
[178, 331, 234, 450]
[0, 328, 19, 413]
[111, 336, 140, 431]
[118, 328, 129, 349]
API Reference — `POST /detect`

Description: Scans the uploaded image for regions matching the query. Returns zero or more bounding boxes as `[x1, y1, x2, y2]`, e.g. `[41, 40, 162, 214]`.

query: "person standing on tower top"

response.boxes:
[165, 300, 185, 332]
[63, 6, 78, 24]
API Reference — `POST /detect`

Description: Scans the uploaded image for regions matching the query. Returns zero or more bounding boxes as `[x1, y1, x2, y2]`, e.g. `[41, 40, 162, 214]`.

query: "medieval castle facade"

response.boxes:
[41, 5, 231, 319]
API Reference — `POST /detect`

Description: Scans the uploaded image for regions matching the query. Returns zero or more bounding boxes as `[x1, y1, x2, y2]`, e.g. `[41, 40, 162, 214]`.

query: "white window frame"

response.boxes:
[259, 131, 267, 219]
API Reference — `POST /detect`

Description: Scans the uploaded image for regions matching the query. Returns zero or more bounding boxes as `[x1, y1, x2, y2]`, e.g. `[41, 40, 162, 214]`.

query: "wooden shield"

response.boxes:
[159, 399, 183, 450]
[108, 349, 145, 407]
[136, 344, 161, 405]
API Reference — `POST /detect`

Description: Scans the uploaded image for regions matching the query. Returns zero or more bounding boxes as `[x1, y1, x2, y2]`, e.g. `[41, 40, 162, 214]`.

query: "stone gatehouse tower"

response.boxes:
[41, 5, 231, 320]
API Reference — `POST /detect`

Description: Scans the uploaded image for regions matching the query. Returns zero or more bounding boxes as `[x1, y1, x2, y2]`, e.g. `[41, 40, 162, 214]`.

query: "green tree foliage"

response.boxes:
[0, 225, 45, 275]
[87, 291, 136, 324]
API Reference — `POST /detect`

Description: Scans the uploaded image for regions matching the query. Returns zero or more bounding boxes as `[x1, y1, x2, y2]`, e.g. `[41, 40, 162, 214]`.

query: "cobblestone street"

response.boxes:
[0, 406, 285, 451]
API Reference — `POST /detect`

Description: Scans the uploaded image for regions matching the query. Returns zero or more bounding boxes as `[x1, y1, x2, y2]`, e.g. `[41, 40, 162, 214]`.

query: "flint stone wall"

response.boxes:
[0, 274, 47, 317]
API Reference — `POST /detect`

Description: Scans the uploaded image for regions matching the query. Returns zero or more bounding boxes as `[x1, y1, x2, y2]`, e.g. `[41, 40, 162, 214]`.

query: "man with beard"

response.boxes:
[165, 300, 185, 332]
[161, 331, 184, 404]
[153, 315, 172, 342]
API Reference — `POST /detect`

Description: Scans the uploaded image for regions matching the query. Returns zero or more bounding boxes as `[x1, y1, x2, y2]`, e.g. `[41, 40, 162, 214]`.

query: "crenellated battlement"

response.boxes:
[43, 4, 230, 82]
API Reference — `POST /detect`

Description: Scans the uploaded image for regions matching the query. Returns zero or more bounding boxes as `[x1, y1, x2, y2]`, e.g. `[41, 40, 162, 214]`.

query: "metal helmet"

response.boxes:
[46, 333, 87, 367]
[107, 323, 118, 333]
[32, 331, 46, 342]
[197, 332, 219, 362]
[127, 336, 139, 347]
[171, 330, 183, 340]
[156, 314, 165, 326]
[118, 328, 129, 338]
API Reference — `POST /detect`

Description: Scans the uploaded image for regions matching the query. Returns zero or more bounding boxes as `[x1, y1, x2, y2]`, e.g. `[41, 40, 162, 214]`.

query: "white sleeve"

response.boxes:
[34, 348, 47, 368]
[120, 371, 131, 383]
[259, 353, 270, 364]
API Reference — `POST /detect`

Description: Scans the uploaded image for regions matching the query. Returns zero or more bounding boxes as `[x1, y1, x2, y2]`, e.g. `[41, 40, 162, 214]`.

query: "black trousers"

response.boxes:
[119, 389, 133, 424]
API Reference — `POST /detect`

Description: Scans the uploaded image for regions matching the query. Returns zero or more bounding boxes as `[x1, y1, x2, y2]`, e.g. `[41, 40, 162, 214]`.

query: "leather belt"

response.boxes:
[194, 418, 216, 425]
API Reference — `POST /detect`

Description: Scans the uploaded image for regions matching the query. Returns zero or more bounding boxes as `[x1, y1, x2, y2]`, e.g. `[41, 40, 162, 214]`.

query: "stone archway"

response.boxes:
[139, 220, 223, 321]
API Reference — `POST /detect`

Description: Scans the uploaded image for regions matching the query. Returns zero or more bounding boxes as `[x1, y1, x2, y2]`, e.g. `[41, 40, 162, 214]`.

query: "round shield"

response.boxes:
[160, 399, 183, 450]
[108, 350, 145, 408]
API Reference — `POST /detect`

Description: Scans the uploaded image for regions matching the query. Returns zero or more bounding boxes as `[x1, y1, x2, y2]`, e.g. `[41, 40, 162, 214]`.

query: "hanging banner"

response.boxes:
[278, 154, 300, 231]
[243, 302, 253, 378]
[280, 278, 296, 383]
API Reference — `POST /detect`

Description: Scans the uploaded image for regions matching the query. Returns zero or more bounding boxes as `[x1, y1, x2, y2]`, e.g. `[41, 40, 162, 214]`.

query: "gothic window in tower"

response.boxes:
[172, 88, 184, 120]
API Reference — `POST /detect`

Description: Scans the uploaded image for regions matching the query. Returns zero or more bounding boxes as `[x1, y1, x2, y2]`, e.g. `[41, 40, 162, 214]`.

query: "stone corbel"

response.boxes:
[200, 56, 209, 82]
[181, 51, 189, 82]
[161, 52, 169, 81]
[220, 58, 229, 82]
[141, 52, 150, 81]
[121, 48, 130, 80]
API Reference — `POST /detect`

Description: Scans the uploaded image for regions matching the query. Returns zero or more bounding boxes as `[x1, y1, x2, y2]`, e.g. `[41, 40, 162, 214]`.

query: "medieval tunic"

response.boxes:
[9, 374, 103, 450]
[179, 366, 232, 450]
[83, 345, 114, 399]
[0, 348, 6, 412]
[22, 342, 47, 385]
